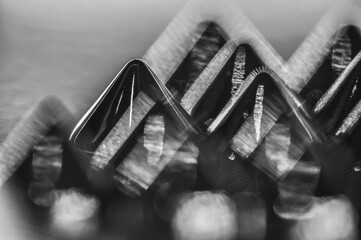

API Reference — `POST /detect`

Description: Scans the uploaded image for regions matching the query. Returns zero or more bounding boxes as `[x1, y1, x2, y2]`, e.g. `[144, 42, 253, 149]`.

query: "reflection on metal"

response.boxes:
[231, 66, 313, 161]
[207, 66, 266, 134]
[28, 134, 63, 207]
[254, 84, 264, 142]
[264, 123, 292, 177]
[172, 192, 237, 240]
[129, 70, 136, 129]
[91, 92, 155, 170]
[144, 115, 165, 166]
[181, 42, 237, 115]
[185, 23, 226, 95]
[289, 197, 358, 240]
[354, 161, 361, 172]
[231, 46, 246, 96]
[228, 152, 235, 161]
[153, 141, 198, 220]
[331, 29, 352, 77]
[336, 100, 361, 136]
[314, 50, 361, 114]
[50, 189, 99, 238]
[114, 115, 193, 197]
[0, 96, 74, 187]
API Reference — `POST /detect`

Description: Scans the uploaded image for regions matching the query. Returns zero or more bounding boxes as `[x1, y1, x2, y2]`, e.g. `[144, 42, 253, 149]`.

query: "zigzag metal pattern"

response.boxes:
[1, 0, 361, 188]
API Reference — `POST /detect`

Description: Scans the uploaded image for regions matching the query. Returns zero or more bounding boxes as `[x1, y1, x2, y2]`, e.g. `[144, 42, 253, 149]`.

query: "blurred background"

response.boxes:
[0, 0, 340, 141]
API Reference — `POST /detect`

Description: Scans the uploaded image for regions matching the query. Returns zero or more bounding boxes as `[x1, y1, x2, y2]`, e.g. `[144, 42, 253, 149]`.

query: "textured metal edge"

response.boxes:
[142, 0, 287, 92]
[285, 0, 361, 93]
[0, 96, 75, 187]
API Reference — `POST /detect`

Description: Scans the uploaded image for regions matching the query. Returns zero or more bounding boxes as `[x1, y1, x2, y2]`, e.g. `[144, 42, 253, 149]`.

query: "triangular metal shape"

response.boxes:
[70, 59, 198, 194]
[286, 0, 361, 93]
